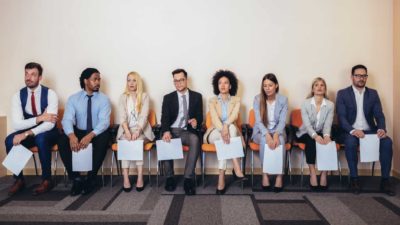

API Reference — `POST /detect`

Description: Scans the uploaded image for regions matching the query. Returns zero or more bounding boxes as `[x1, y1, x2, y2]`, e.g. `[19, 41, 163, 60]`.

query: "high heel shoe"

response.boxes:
[273, 186, 283, 193]
[319, 184, 328, 191]
[122, 186, 132, 192]
[216, 186, 226, 195]
[309, 184, 319, 192]
[136, 186, 144, 192]
[261, 185, 271, 192]
[232, 170, 248, 183]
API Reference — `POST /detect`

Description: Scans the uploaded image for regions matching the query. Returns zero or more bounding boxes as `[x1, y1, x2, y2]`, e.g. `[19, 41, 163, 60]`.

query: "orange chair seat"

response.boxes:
[249, 142, 291, 151]
[112, 142, 154, 151]
[30, 145, 58, 153]
[292, 141, 306, 150]
[201, 143, 216, 152]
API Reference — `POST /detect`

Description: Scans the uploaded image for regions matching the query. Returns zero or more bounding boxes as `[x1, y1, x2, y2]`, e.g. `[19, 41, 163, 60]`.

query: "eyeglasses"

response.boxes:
[173, 78, 186, 84]
[352, 74, 368, 79]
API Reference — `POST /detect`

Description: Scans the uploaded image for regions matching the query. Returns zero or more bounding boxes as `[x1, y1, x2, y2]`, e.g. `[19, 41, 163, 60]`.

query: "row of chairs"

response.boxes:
[25, 108, 374, 188]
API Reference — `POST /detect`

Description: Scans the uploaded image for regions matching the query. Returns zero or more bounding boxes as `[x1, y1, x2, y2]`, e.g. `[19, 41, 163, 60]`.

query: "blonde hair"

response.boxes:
[124, 72, 144, 113]
[307, 77, 328, 99]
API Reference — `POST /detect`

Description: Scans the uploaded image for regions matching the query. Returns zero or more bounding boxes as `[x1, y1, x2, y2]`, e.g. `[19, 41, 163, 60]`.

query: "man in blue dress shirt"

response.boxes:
[58, 68, 111, 196]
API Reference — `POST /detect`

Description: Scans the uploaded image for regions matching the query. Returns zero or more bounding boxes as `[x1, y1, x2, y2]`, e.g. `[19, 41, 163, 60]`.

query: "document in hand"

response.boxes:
[360, 134, 380, 162]
[156, 138, 184, 161]
[316, 141, 338, 171]
[2, 145, 33, 175]
[263, 144, 283, 174]
[117, 140, 144, 161]
[72, 144, 93, 171]
[214, 136, 244, 161]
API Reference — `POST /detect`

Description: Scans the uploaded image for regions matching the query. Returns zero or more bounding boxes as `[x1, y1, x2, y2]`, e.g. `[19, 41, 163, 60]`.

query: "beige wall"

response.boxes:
[393, 0, 400, 175]
[0, 0, 395, 173]
[0, 117, 6, 176]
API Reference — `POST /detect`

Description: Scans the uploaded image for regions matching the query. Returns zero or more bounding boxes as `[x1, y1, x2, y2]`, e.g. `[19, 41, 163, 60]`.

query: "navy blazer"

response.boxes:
[160, 89, 203, 136]
[336, 86, 386, 133]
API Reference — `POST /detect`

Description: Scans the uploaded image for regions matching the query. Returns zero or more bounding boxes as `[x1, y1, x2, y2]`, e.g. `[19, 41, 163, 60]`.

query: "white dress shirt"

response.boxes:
[310, 97, 328, 137]
[11, 85, 58, 135]
[351, 85, 370, 133]
[267, 100, 276, 130]
[171, 90, 189, 128]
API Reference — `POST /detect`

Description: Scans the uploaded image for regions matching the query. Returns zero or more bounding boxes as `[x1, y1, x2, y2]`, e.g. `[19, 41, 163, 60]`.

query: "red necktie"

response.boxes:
[31, 91, 38, 116]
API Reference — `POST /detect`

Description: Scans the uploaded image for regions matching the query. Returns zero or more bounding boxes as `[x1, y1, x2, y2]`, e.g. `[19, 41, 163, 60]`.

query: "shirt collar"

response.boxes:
[217, 94, 231, 102]
[177, 89, 189, 97]
[82, 90, 98, 97]
[28, 84, 42, 94]
[311, 97, 327, 107]
[352, 85, 365, 95]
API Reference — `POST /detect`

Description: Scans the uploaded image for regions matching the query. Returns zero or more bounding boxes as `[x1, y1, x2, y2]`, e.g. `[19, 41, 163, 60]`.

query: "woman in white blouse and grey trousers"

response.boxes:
[296, 77, 334, 191]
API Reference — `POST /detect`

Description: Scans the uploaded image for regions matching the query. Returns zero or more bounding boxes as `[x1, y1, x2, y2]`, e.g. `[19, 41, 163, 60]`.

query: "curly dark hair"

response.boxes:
[212, 70, 238, 96]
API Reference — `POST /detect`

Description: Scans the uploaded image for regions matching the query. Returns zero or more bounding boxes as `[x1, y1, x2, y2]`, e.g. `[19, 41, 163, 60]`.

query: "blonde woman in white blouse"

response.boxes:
[296, 77, 334, 191]
[117, 72, 155, 192]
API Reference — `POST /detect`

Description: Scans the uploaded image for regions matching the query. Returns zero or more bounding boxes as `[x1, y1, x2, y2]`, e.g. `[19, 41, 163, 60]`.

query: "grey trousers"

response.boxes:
[164, 128, 200, 179]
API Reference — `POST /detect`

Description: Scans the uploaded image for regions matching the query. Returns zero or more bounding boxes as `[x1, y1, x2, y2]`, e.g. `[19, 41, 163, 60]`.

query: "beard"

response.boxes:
[25, 80, 39, 89]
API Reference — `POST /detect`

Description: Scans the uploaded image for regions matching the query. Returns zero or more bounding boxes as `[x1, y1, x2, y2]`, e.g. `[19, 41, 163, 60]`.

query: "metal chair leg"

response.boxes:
[148, 151, 152, 187]
[202, 152, 206, 188]
[156, 160, 159, 188]
[251, 151, 254, 188]
[288, 150, 292, 184]
[54, 151, 58, 186]
[32, 154, 39, 176]
[371, 162, 375, 176]
[101, 164, 104, 187]
[111, 152, 114, 187]
[338, 152, 342, 183]
[300, 151, 304, 187]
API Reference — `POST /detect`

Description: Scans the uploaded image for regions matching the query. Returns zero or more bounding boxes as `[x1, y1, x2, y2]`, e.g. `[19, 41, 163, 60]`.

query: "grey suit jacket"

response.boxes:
[251, 93, 288, 140]
[296, 97, 334, 138]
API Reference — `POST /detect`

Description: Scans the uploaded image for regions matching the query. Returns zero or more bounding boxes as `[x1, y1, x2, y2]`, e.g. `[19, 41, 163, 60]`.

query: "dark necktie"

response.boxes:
[87, 95, 93, 132]
[31, 91, 38, 116]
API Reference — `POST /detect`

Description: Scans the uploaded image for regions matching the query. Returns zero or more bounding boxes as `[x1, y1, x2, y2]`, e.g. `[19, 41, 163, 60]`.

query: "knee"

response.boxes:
[35, 133, 49, 146]
[380, 137, 393, 155]
[189, 133, 200, 145]
[344, 135, 358, 149]
[5, 134, 14, 150]
[228, 124, 239, 137]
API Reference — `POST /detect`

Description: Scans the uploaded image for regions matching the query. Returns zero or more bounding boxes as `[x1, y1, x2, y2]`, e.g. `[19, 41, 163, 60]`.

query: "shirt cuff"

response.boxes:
[323, 134, 330, 137]
[311, 133, 317, 138]
[350, 129, 355, 135]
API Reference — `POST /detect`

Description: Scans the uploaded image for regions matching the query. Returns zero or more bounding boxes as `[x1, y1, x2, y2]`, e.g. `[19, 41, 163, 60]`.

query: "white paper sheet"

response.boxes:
[156, 138, 184, 161]
[214, 137, 244, 160]
[72, 144, 93, 171]
[360, 134, 380, 162]
[117, 140, 144, 161]
[316, 141, 338, 171]
[263, 144, 283, 174]
[2, 145, 33, 175]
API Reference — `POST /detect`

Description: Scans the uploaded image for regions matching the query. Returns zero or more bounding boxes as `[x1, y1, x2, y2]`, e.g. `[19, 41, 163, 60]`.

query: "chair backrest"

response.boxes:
[110, 111, 115, 127]
[148, 109, 157, 127]
[56, 108, 64, 130]
[205, 111, 242, 129]
[290, 109, 303, 128]
[248, 109, 256, 128]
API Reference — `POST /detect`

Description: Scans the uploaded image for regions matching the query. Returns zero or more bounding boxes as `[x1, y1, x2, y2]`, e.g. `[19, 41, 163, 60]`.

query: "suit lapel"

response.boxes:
[363, 87, 369, 118]
[274, 95, 281, 122]
[348, 86, 357, 109]
[188, 89, 194, 117]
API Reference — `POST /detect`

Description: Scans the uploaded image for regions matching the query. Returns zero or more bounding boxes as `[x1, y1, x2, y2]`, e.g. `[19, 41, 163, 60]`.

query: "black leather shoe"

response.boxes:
[164, 177, 176, 192]
[70, 179, 83, 196]
[380, 179, 395, 196]
[184, 178, 196, 196]
[350, 178, 361, 195]
[261, 185, 271, 192]
[216, 186, 226, 195]
[82, 178, 96, 195]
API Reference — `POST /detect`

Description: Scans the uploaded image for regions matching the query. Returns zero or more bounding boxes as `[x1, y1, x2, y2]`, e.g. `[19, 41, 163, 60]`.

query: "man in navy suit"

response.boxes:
[336, 64, 394, 196]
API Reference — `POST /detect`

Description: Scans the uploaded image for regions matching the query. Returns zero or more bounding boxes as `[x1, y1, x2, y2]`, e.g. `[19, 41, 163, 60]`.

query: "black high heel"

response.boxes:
[232, 170, 248, 183]
[261, 185, 271, 192]
[122, 186, 132, 192]
[216, 186, 226, 195]
[136, 186, 144, 192]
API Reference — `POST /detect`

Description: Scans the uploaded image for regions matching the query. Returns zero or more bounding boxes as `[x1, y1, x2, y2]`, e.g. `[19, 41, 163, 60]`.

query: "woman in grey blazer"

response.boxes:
[117, 72, 155, 192]
[252, 73, 288, 192]
[296, 77, 334, 191]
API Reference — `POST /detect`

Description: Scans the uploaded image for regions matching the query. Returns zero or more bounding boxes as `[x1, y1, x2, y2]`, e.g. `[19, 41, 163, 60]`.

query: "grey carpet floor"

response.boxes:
[0, 175, 399, 225]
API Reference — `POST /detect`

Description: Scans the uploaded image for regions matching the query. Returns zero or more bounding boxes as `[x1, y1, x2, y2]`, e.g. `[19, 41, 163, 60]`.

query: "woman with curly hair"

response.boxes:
[204, 70, 247, 195]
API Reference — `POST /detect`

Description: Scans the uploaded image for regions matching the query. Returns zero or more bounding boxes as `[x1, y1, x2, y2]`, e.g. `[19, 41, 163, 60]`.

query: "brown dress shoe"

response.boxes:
[33, 180, 54, 196]
[8, 179, 25, 196]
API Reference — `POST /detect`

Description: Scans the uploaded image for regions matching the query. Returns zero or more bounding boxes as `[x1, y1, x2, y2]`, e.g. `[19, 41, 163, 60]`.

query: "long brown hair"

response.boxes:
[260, 73, 279, 126]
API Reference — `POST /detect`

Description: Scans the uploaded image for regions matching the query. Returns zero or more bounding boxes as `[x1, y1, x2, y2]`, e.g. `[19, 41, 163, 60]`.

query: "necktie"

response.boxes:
[87, 95, 93, 132]
[31, 91, 38, 116]
[178, 95, 188, 128]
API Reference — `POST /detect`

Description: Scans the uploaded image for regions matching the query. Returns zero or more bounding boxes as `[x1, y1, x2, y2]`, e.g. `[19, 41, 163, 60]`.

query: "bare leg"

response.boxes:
[136, 166, 144, 188]
[275, 175, 283, 188]
[217, 170, 225, 190]
[122, 168, 131, 188]
[309, 164, 318, 186]
[320, 171, 327, 186]
[232, 158, 244, 177]
[262, 173, 270, 186]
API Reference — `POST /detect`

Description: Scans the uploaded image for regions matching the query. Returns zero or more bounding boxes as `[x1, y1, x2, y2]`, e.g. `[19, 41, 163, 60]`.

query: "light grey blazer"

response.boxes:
[296, 97, 334, 138]
[251, 93, 288, 140]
